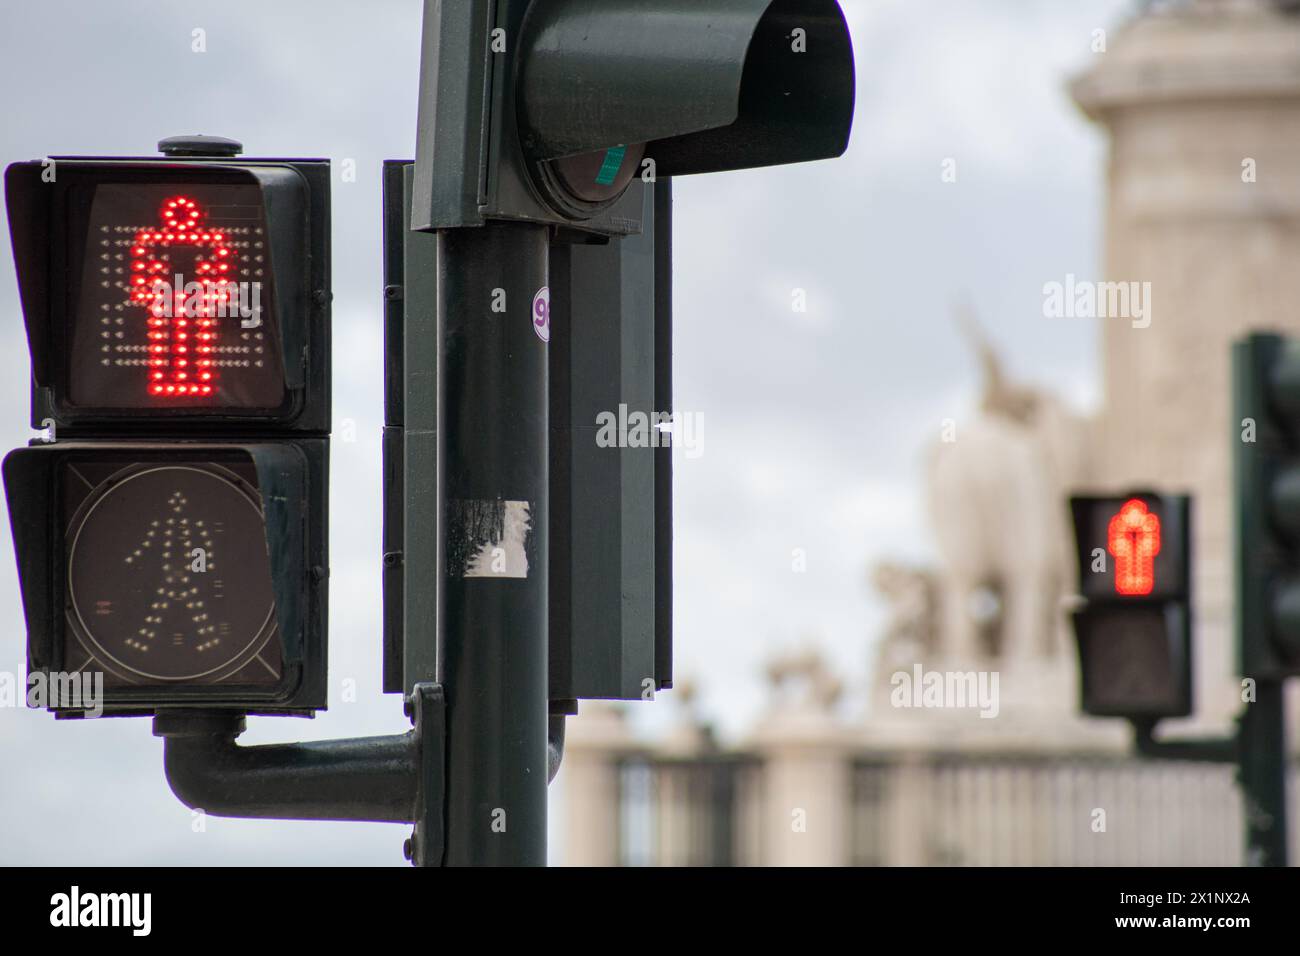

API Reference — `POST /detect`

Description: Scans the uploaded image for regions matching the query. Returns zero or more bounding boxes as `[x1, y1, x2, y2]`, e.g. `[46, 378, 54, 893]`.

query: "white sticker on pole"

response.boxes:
[451, 500, 533, 579]
[532, 286, 550, 343]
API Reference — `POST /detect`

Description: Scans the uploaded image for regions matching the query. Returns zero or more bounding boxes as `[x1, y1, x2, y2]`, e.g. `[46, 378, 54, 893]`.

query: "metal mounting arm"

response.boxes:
[155, 715, 418, 822]
[153, 682, 446, 864]
[1129, 716, 1237, 764]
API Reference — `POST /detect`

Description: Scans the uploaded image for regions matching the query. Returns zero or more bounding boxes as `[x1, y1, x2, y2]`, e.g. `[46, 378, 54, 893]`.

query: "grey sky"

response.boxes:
[0, 0, 1131, 864]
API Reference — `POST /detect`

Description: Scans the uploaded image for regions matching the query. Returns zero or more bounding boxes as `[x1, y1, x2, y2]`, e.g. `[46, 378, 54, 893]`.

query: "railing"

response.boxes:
[851, 755, 1254, 866]
[617, 756, 762, 867]
[613, 750, 1300, 866]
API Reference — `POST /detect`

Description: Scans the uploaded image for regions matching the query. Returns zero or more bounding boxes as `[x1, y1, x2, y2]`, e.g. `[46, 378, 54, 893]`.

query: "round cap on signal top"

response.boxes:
[157, 135, 244, 158]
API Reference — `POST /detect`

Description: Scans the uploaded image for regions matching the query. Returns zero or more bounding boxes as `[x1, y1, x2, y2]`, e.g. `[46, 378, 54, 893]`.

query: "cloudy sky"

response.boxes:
[0, 0, 1132, 864]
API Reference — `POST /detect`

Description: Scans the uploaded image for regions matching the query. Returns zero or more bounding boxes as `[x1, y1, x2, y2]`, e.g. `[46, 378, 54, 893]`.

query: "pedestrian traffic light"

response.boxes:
[411, 0, 855, 233]
[1070, 493, 1192, 718]
[5, 144, 328, 434]
[4, 442, 326, 714]
[3, 138, 330, 716]
[1234, 332, 1300, 680]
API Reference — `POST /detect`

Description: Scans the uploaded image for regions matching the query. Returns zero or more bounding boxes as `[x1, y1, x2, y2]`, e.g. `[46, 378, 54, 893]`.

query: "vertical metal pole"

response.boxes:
[438, 222, 550, 866]
[1238, 677, 1289, 866]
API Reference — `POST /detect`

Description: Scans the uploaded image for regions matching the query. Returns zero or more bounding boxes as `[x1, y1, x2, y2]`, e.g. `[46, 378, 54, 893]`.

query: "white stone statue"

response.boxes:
[923, 309, 1087, 666]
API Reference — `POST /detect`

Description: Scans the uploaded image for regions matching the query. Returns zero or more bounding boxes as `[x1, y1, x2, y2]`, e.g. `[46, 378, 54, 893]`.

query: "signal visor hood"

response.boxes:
[516, 0, 856, 176]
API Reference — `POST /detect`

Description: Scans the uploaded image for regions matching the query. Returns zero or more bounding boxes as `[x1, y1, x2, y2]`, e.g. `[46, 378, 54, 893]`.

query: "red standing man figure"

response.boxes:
[129, 195, 233, 398]
[1108, 498, 1162, 596]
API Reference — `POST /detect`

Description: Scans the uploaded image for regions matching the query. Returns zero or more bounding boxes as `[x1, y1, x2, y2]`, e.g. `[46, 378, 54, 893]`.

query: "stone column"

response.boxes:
[749, 709, 855, 866]
[556, 704, 634, 866]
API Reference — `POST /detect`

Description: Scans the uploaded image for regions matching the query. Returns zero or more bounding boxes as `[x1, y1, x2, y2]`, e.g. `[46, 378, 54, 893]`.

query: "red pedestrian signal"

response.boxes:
[1070, 492, 1191, 718]
[128, 195, 244, 401]
[1072, 493, 1186, 602]
[5, 155, 327, 431]
[82, 186, 282, 407]
[1108, 498, 1162, 596]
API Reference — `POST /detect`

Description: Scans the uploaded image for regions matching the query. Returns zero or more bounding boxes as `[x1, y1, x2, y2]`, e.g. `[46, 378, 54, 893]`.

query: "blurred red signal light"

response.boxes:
[1108, 498, 1162, 596]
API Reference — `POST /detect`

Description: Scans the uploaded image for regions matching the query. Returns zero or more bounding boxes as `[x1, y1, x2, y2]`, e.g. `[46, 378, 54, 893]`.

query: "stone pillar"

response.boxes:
[882, 753, 932, 866]
[556, 704, 634, 866]
[653, 706, 719, 866]
[1072, 0, 1300, 728]
[750, 709, 855, 866]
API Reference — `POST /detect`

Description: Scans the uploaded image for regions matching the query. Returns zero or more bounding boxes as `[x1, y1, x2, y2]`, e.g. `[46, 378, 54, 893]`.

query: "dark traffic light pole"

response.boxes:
[437, 224, 551, 866]
[1236, 679, 1289, 866]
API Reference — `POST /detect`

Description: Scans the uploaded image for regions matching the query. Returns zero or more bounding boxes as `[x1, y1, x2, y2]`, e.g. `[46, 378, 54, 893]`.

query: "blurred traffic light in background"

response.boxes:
[3, 138, 330, 715]
[1234, 333, 1300, 680]
[1067, 335, 1300, 868]
[1070, 493, 1192, 718]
